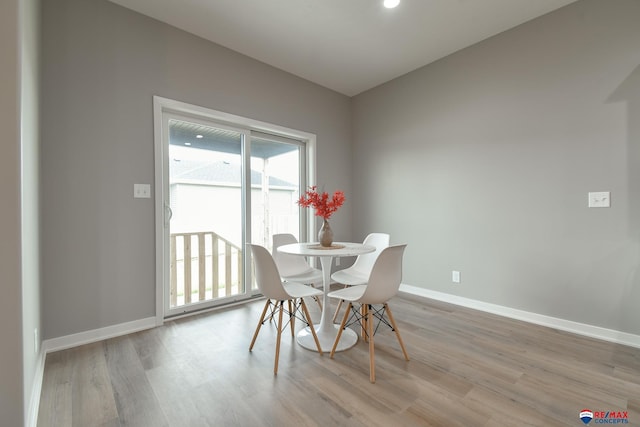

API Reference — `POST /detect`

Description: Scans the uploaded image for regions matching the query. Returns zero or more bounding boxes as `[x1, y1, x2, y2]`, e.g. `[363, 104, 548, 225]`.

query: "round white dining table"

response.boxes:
[277, 241, 375, 352]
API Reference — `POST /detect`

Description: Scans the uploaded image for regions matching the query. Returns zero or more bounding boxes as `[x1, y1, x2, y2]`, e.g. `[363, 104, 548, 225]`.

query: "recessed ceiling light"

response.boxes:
[383, 0, 400, 9]
[185, 142, 192, 146]
[196, 134, 203, 139]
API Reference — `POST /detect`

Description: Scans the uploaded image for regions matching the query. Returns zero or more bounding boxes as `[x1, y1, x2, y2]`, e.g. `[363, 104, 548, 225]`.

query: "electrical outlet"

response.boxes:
[452, 270, 461, 283]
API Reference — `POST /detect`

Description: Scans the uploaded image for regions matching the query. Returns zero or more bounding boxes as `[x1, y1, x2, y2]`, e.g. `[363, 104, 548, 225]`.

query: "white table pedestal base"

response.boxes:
[296, 324, 357, 352]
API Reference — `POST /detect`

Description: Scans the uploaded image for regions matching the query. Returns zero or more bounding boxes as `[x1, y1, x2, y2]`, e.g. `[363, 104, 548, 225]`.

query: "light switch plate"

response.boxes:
[134, 183, 151, 199]
[588, 191, 610, 208]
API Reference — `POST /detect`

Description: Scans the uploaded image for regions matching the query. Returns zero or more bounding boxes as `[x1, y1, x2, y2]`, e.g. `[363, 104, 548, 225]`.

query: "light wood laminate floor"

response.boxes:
[37, 293, 640, 426]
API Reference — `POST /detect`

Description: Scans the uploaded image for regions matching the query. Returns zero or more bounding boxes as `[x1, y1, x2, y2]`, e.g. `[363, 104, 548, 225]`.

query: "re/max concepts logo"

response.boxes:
[580, 409, 629, 424]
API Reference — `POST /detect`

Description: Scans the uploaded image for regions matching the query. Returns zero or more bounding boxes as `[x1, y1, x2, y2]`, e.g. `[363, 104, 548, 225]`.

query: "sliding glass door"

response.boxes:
[155, 98, 313, 319]
[167, 117, 244, 313]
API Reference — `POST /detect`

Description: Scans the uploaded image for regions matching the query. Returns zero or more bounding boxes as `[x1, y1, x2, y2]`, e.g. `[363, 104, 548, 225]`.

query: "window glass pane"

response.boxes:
[250, 135, 302, 252]
[168, 118, 244, 308]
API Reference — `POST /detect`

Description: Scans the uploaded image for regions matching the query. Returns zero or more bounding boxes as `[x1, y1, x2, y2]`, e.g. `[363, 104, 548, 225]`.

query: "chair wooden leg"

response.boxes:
[361, 304, 368, 341]
[274, 301, 284, 375]
[288, 300, 295, 337]
[330, 302, 352, 358]
[300, 299, 323, 354]
[368, 305, 375, 383]
[332, 299, 343, 323]
[384, 303, 409, 361]
[314, 296, 322, 311]
[249, 300, 271, 351]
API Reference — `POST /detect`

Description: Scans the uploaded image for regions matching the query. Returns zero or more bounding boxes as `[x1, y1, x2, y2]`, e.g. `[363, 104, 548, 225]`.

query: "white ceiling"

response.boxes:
[109, 0, 578, 96]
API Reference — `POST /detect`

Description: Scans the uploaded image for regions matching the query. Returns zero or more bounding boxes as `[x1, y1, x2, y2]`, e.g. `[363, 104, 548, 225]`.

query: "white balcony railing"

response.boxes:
[170, 231, 243, 307]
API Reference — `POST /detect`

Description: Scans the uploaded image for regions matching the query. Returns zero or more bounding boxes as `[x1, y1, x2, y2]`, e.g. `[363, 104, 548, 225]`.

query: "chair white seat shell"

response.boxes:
[328, 244, 409, 383]
[331, 233, 389, 321]
[273, 233, 323, 309]
[272, 233, 323, 283]
[331, 232, 389, 286]
[248, 243, 323, 375]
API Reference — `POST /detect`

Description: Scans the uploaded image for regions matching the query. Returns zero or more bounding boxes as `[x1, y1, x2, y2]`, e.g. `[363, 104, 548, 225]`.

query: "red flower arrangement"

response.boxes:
[297, 186, 345, 219]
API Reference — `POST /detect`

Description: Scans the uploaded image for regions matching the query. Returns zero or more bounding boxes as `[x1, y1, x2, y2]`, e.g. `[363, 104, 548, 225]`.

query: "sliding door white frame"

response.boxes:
[152, 96, 316, 325]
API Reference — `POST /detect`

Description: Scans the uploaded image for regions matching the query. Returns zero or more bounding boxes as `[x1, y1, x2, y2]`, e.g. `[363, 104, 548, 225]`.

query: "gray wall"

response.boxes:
[352, 0, 640, 334]
[0, 1, 25, 424]
[1, 0, 42, 424]
[38, 0, 640, 343]
[40, 0, 352, 339]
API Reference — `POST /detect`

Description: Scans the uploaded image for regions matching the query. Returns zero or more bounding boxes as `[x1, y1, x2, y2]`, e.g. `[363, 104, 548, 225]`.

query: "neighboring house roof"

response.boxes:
[170, 158, 295, 189]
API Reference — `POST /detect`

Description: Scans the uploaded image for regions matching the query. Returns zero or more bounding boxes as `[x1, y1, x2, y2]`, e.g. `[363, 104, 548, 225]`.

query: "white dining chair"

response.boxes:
[331, 233, 390, 321]
[272, 233, 323, 309]
[328, 244, 409, 383]
[248, 244, 323, 374]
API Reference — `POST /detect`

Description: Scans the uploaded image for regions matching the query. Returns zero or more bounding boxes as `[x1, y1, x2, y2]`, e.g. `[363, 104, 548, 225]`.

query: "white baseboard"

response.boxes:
[42, 316, 157, 354]
[26, 348, 46, 427]
[399, 284, 640, 349]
